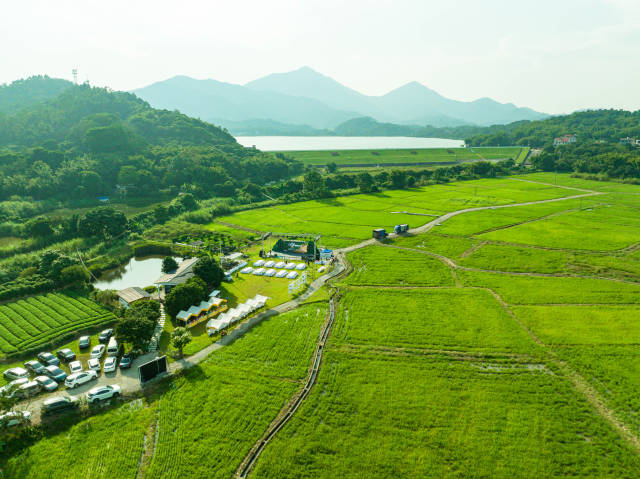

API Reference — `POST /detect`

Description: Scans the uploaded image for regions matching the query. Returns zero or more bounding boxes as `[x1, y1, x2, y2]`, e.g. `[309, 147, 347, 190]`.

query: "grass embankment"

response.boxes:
[283, 146, 525, 167]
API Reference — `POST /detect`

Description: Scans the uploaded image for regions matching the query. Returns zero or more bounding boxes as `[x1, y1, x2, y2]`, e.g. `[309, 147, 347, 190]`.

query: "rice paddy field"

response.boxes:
[0, 292, 115, 358]
[283, 146, 526, 166]
[5, 172, 640, 478]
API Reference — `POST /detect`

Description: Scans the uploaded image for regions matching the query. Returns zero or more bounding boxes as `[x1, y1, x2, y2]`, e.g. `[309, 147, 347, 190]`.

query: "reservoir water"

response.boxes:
[235, 136, 465, 151]
[93, 256, 182, 291]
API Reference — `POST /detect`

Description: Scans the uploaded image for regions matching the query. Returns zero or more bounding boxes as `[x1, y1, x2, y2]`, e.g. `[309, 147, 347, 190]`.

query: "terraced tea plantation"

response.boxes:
[0, 292, 115, 357]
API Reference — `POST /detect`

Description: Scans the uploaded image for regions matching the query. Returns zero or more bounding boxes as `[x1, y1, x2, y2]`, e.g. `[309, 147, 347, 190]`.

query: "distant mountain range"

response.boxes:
[132, 67, 548, 134]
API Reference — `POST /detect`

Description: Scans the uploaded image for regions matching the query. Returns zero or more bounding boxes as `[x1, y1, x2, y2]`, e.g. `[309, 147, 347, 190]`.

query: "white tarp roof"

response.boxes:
[264, 269, 276, 277]
[285, 263, 296, 270]
[253, 259, 265, 267]
[240, 267, 253, 274]
[264, 260, 275, 268]
[295, 263, 307, 270]
[275, 262, 286, 268]
[275, 270, 287, 278]
[253, 268, 266, 275]
[286, 271, 299, 279]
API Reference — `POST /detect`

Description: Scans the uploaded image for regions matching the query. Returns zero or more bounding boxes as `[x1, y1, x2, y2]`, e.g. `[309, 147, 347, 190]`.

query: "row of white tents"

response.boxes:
[206, 294, 269, 336]
[240, 267, 299, 279]
[253, 260, 307, 271]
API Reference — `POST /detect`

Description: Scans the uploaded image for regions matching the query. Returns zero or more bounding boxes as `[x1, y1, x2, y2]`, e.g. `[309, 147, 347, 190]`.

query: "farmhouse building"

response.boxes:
[553, 134, 577, 147]
[117, 287, 151, 308]
[154, 257, 200, 295]
[620, 137, 640, 146]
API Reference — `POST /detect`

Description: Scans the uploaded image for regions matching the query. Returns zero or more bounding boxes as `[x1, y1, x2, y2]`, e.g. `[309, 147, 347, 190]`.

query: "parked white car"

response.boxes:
[3, 367, 28, 381]
[87, 358, 101, 372]
[86, 385, 121, 404]
[64, 370, 98, 389]
[90, 344, 106, 359]
[0, 410, 31, 428]
[103, 356, 118, 373]
[69, 361, 83, 374]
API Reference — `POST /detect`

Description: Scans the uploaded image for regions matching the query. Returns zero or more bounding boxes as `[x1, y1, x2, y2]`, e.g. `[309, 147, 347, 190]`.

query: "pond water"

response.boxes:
[235, 136, 465, 151]
[93, 256, 182, 291]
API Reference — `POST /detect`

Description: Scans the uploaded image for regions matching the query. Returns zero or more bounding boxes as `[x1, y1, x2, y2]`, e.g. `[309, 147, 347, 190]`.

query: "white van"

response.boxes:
[107, 337, 119, 357]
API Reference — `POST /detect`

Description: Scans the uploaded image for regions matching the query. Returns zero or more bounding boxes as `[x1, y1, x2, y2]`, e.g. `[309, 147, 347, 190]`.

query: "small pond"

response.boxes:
[93, 256, 182, 291]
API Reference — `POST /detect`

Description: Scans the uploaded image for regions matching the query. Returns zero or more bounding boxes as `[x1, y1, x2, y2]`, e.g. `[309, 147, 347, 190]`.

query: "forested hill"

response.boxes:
[0, 77, 303, 203]
[0, 75, 73, 114]
[465, 109, 640, 147]
[0, 79, 237, 149]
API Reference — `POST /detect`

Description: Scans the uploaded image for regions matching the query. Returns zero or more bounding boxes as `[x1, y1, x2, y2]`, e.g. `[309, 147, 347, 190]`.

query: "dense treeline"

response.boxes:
[531, 142, 640, 179]
[0, 78, 303, 204]
[0, 75, 72, 114]
[332, 111, 640, 150]
[466, 110, 640, 147]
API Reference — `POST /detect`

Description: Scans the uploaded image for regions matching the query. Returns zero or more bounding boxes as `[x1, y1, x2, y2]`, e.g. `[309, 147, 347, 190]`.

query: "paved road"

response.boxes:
[14, 179, 599, 421]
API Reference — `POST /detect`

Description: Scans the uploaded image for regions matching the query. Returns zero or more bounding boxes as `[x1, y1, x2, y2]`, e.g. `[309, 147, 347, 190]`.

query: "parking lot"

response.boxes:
[9, 351, 156, 423]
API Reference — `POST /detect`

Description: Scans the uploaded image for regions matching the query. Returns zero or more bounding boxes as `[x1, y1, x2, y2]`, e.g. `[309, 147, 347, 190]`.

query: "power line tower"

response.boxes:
[72, 68, 78, 84]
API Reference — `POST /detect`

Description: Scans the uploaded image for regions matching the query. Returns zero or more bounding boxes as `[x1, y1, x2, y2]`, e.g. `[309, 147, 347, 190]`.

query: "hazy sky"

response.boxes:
[2, 0, 639, 114]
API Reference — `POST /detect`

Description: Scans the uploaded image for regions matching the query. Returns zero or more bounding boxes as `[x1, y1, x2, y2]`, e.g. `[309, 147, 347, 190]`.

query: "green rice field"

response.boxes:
[5, 172, 640, 478]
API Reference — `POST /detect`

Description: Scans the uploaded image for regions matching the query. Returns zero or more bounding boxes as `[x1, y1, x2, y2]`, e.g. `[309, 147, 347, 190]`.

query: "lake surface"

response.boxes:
[235, 136, 465, 151]
[93, 256, 182, 291]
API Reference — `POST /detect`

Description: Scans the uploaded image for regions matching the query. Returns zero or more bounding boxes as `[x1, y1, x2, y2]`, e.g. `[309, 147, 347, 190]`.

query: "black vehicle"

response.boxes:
[98, 329, 114, 344]
[119, 353, 133, 369]
[56, 348, 76, 362]
[41, 396, 79, 416]
[24, 360, 46, 375]
[78, 336, 91, 349]
[37, 352, 60, 366]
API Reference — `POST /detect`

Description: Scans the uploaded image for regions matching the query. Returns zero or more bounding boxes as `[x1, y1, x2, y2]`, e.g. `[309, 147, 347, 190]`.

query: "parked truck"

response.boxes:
[394, 224, 409, 234]
[372, 228, 387, 240]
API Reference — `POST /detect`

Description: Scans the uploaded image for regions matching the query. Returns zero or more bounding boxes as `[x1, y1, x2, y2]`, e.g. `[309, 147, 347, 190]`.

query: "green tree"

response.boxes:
[164, 277, 207, 319]
[193, 256, 224, 288]
[171, 327, 192, 357]
[25, 216, 54, 237]
[390, 170, 407, 189]
[161, 256, 178, 273]
[115, 301, 160, 350]
[326, 162, 338, 173]
[303, 169, 325, 195]
[77, 207, 127, 239]
[356, 172, 375, 193]
[59, 264, 90, 286]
